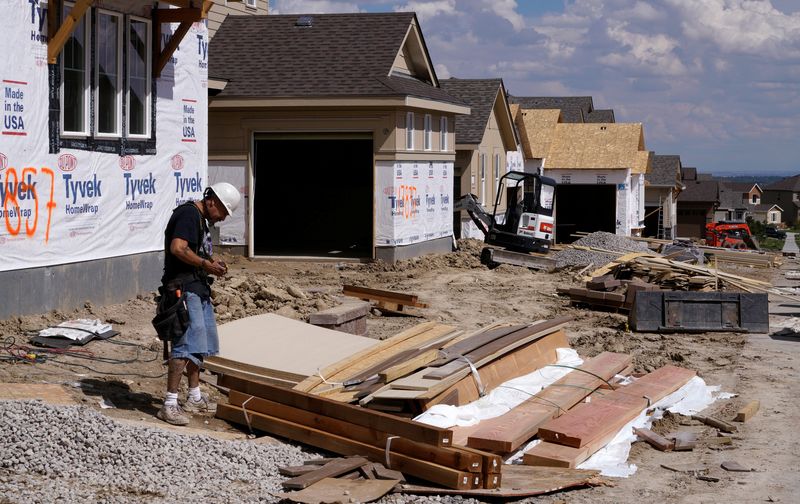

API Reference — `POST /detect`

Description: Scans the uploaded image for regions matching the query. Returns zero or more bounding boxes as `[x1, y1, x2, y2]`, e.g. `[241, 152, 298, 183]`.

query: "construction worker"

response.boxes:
[156, 182, 241, 426]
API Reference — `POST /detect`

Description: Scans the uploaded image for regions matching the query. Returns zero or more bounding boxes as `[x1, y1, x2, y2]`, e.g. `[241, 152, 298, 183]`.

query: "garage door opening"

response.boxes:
[253, 135, 373, 258]
[555, 184, 616, 243]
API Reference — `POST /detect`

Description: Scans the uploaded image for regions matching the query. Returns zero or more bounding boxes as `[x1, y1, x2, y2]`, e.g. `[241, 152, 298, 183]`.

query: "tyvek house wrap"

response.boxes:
[0, 2, 208, 272]
[375, 160, 453, 247]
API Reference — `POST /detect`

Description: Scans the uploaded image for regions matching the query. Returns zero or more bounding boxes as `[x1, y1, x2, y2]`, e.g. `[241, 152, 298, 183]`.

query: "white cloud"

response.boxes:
[271, 0, 364, 14]
[392, 0, 456, 22]
[481, 0, 525, 31]
[434, 63, 451, 79]
[666, 0, 800, 57]
[599, 22, 688, 75]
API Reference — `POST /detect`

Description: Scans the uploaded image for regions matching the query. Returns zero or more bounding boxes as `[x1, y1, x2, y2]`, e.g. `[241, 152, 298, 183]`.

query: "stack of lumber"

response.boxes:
[216, 374, 503, 490]
[697, 245, 781, 268]
[558, 275, 659, 313]
[353, 317, 572, 415]
[342, 284, 428, 314]
[204, 314, 379, 388]
[522, 365, 696, 468]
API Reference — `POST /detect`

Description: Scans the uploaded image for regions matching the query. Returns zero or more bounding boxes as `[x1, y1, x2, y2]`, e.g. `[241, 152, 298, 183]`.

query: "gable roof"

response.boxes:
[677, 180, 719, 203]
[765, 174, 800, 192]
[647, 154, 682, 187]
[725, 182, 762, 193]
[209, 13, 463, 106]
[545, 123, 651, 173]
[718, 181, 748, 209]
[509, 96, 593, 123]
[681, 167, 697, 181]
[511, 106, 560, 159]
[439, 78, 516, 147]
[753, 203, 783, 212]
[586, 109, 616, 123]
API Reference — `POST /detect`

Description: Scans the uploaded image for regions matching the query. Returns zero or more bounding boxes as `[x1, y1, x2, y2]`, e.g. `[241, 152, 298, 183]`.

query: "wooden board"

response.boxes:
[276, 478, 398, 504]
[293, 322, 439, 393]
[220, 374, 454, 447]
[398, 464, 601, 498]
[734, 400, 760, 422]
[282, 457, 369, 490]
[465, 352, 632, 453]
[216, 403, 476, 490]
[426, 324, 527, 369]
[227, 390, 482, 472]
[537, 365, 696, 448]
[0, 383, 76, 405]
[208, 314, 377, 382]
[343, 284, 428, 308]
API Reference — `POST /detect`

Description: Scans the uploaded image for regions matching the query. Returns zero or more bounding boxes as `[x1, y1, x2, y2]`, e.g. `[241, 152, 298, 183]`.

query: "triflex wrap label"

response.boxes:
[375, 160, 453, 247]
[0, 1, 208, 271]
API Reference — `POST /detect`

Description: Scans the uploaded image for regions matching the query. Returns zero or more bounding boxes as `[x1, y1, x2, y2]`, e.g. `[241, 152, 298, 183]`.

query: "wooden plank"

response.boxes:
[276, 477, 399, 503]
[378, 348, 441, 383]
[47, 0, 92, 64]
[216, 403, 474, 490]
[466, 352, 632, 453]
[219, 374, 454, 446]
[426, 325, 527, 369]
[633, 427, 674, 451]
[522, 441, 585, 469]
[342, 285, 428, 308]
[537, 365, 696, 448]
[294, 322, 439, 393]
[279, 464, 325, 477]
[372, 463, 406, 482]
[282, 457, 369, 490]
[734, 400, 760, 422]
[204, 363, 299, 389]
[692, 414, 737, 433]
[227, 390, 482, 472]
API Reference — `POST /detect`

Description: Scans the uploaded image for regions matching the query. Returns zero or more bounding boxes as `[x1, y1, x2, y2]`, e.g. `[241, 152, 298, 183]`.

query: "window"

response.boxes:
[61, 2, 89, 136]
[494, 153, 501, 198]
[752, 194, 758, 204]
[424, 114, 432, 150]
[127, 17, 151, 138]
[771, 213, 777, 223]
[245, 0, 258, 8]
[480, 153, 486, 206]
[95, 10, 122, 136]
[406, 112, 414, 150]
[440, 116, 448, 151]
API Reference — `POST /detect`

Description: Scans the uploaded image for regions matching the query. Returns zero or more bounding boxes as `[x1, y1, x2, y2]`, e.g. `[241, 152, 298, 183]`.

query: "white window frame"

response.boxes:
[440, 116, 448, 151]
[424, 114, 432, 151]
[480, 153, 486, 206]
[406, 112, 414, 150]
[60, 1, 90, 138]
[94, 9, 123, 138]
[494, 153, 501, 195]
[245, 0, 258, 8]
[126, 16, 152, 139]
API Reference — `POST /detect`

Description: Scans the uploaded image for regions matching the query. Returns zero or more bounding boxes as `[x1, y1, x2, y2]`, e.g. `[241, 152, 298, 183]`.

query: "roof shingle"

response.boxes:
[647, 154, 681, 187]
[439, 78, 503, 144]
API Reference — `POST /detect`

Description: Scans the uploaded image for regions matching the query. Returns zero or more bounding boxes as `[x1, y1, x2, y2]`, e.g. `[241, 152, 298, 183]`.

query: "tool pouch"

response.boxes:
[152, 285, 190, 342]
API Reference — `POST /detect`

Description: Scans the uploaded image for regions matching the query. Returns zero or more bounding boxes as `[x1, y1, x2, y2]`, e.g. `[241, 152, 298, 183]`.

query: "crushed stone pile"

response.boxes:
[553, 231, 653, 269]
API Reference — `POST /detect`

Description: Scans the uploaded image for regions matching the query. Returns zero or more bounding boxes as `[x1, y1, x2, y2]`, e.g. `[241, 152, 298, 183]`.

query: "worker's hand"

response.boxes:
[202, 259, 228, 276]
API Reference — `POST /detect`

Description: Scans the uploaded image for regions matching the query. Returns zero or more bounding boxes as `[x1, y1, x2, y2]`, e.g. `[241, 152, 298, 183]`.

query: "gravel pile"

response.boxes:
[553, 231, 653, 269]
[0, 401, 488, 504]
[0, 400, 310, 503]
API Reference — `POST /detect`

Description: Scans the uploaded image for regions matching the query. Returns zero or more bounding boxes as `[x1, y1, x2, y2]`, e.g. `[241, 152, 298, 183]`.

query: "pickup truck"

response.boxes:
[765, 226, 787, 239]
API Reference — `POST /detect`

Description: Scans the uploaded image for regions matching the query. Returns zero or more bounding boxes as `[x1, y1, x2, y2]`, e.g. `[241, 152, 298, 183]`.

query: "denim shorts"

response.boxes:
[171, 292, 219, 367]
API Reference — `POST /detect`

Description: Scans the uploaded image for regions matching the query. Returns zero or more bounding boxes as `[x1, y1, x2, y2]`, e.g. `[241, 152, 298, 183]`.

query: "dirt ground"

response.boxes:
[1, 239, 798, 502]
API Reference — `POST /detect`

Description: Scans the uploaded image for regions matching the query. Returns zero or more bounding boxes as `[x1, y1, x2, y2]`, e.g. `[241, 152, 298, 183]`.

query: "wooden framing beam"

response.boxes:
[47, 0, 93, 64]
[153, 1, 213, 78]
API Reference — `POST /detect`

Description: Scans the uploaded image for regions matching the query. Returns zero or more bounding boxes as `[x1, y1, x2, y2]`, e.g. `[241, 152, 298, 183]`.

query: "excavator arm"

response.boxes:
[454, 193, 493, 236]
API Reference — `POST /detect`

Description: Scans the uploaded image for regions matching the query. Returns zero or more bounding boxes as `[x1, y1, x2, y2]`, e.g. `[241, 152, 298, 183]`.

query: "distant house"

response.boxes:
[751, 204, 783, 225]
[644, 155, 682, 239]
[715, 182, 763, 222]
[208, 13, 469, 262]
[762, 175, 800, 226]
[438, 79, 518, 238]
[676, 169, 718, 238]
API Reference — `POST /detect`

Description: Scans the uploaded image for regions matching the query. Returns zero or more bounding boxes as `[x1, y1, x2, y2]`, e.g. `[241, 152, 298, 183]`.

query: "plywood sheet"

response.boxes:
[209, 314, 377, 380]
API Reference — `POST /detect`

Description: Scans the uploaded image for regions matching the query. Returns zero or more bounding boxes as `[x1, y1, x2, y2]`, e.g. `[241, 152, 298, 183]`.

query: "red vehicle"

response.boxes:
[704, 221, 759, 250]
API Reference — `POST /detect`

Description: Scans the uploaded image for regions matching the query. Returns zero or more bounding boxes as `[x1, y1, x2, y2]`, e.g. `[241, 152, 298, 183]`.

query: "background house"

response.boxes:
[644, 154, 682, 239]
[207, 0, 268, 38]
[762, 174, 800, 226]
[0, 1, 210, 317]
[676, 170, 718, 238]
[208, 13, 469, 262]
[438, 79, 518, 239]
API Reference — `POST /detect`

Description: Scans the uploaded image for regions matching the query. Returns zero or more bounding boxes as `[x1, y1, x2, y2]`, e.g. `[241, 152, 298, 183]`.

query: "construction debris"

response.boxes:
[342, 284, 428, 314]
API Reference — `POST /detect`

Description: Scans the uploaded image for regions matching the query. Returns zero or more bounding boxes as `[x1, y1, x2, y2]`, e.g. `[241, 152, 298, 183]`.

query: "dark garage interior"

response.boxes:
[253, 136, 373, 258]
[555, 184, 616, 243]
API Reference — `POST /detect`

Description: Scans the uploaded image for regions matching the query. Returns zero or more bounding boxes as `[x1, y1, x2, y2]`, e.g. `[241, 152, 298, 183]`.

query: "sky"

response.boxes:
[270, 1, 800, 176]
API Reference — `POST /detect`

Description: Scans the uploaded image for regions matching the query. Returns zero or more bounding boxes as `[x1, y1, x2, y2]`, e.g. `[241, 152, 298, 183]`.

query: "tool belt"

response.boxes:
[152, 281, 190, 342]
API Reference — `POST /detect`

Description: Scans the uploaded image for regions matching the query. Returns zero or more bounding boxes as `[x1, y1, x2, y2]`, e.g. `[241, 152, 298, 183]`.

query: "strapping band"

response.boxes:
[317, 368, 343, 386]
[385, 436, 399, 468]
[241, 395, 256, 438]
[459, 355, 486, 397]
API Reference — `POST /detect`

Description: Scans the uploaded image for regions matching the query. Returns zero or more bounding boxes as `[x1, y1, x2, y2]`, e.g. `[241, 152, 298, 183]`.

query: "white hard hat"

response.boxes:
[208, 182, 241, 215]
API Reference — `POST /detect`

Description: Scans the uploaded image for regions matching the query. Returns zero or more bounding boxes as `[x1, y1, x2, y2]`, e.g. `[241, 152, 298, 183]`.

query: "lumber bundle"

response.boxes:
[216, 374, 502, 490]
[523, 365, 696, 468]
[342, 284, 428, 313]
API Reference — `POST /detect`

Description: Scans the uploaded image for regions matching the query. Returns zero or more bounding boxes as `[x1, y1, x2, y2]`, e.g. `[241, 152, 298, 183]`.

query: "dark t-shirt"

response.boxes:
[162, 202, 211, 297]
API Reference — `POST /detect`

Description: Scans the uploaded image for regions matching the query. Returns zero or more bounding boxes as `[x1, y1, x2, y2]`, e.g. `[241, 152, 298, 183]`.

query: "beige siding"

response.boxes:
[208, 0, 268, 39]
[395, 110, 455, 157]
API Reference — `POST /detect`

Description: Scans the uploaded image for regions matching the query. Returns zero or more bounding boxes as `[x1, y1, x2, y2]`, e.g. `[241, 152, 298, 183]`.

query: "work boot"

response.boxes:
[183, 393, 216, 414]
[156, 403, 190, 426]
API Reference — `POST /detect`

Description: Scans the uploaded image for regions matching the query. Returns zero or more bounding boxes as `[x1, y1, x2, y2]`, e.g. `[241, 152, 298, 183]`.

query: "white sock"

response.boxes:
[188, 386, 202, 402]
[165, 391, 179, 407]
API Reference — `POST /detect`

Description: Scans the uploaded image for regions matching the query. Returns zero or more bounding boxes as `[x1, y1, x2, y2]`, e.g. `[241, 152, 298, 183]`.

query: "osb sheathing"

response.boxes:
[513, 108, 560, 159]
[545, 123, 651, 173]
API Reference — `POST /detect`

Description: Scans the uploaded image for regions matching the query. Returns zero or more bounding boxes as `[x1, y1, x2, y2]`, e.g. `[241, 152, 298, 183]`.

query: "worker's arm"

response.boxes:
[169, 237, 227, 276]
